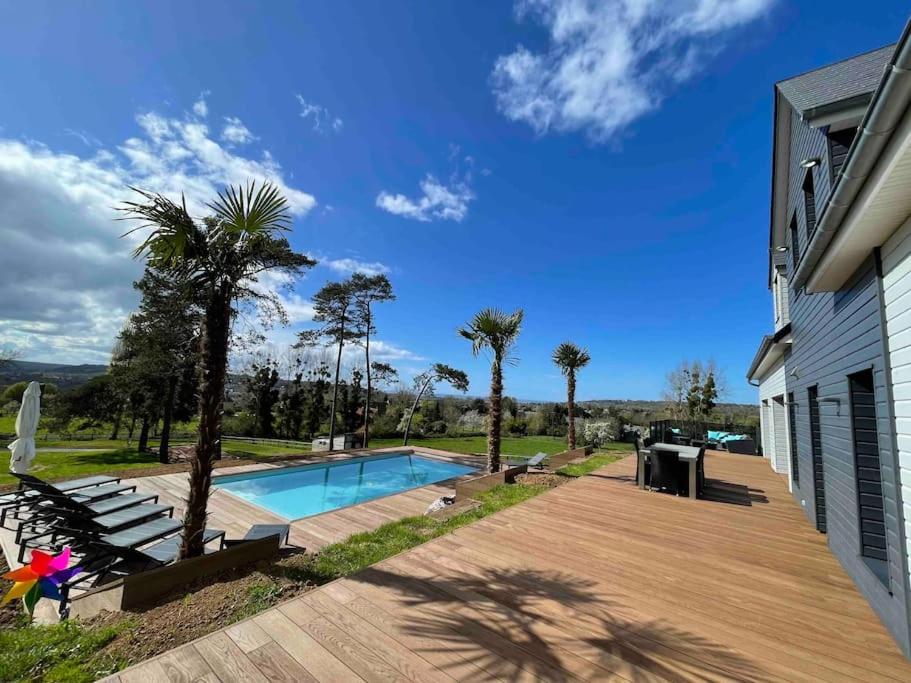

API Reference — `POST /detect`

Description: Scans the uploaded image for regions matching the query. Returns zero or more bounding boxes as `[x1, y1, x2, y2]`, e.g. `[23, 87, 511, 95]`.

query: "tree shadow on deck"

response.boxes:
[352, 564, 768, 682]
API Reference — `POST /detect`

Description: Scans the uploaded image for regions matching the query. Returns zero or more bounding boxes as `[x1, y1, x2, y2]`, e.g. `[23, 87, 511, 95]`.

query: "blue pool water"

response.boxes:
[214, 453, 475, 520]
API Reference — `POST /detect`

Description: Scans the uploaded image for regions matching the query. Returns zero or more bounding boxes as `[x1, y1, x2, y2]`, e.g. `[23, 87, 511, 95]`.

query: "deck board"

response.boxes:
[105, 451, 911, 681]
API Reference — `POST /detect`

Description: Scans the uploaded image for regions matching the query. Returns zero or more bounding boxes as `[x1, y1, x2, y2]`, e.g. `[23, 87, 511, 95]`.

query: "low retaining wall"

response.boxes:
[548, 446, 593, 468]
[455, 464, 527, 500]
[69, 535, 280, 620]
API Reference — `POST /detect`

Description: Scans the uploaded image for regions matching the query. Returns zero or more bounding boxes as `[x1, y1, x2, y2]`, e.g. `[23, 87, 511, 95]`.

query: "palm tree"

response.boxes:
[458, 308, 524, 473]
[552, 342, 591, 450]
[121, 182, 314, 558]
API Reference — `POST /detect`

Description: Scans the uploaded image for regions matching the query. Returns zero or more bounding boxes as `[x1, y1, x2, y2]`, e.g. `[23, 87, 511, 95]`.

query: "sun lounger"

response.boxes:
[225, 523, 291, 548]
[1, 474, 123, 526]
[57, 526, 226, 617]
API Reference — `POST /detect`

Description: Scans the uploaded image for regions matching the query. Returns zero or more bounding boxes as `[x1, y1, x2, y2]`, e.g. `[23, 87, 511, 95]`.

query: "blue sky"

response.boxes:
[0, 1, 908, 404]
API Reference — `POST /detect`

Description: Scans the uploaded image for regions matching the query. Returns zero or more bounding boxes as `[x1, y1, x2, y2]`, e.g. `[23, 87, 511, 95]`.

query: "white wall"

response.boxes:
[758, 357, 790, 476]
[880, 214, 911, 604]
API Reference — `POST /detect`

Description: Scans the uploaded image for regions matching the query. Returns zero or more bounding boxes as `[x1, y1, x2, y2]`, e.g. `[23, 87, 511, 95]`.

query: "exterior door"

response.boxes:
[772, 396, 787, 474]
[808, 386, 827, 533]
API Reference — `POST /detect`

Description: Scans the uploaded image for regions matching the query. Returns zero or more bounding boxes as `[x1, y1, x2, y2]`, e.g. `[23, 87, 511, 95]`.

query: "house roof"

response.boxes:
[777, 45, 894, 116]
[746, 323, 791, 382]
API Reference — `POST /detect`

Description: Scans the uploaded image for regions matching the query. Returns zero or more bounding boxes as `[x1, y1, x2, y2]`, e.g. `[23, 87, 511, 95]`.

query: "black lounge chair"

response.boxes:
[12, 473, 136, 503]
[17, 499, 174, 559]
[1, 474, 123, 526]
[225, 523, 291, 548]
[528, 452, 548, 469]
[57, 525, 226, 616]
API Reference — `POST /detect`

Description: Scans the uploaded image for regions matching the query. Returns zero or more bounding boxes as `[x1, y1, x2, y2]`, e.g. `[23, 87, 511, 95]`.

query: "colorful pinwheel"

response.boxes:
[1, 547, 82, 616]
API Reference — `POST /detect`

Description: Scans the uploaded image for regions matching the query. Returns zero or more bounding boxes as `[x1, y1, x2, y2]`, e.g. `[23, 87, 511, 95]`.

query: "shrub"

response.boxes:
[425, 420, 448, 435]
[222, 412, 257, 437]
[581, 419, 620, 447]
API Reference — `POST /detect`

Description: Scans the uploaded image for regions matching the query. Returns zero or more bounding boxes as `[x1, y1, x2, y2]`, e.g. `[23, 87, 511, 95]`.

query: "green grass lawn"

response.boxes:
[0, 441, 313, 488]
[371, 435, 567, 456]
[0, 449, 161, 488]
[221, 441, 311, 458]
[371, 435, 634, 458]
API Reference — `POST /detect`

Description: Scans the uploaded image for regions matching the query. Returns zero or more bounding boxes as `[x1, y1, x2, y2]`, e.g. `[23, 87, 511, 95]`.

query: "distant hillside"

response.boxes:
[0, 360, 108, 389]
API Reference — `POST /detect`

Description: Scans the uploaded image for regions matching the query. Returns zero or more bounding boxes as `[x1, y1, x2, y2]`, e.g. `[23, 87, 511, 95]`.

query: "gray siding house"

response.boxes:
[751, 21, 911, 657]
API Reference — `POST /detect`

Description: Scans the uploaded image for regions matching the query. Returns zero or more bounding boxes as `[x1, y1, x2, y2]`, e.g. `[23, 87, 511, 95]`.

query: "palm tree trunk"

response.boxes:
[567, 371, 576, 450]
[363, 308, 372, 449]
[158, 375, 177, 464]
[327, 327, 345, 451]
[403, 375, 433, 446]
[181, 283, 231, 559]
[488, 360, 503, 473]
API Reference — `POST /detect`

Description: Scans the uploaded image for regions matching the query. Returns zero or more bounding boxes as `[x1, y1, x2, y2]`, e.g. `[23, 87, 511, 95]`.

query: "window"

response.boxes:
[829, 126, 857, 182]
[790, 215, 800, 269]
[788, 392, 799, 486]
[849, 369, 889, 585]
[803, 170, 817, 238]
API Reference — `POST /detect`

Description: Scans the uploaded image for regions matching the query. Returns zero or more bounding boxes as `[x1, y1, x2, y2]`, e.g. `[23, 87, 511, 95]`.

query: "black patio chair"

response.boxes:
[649, 449, 680, 495]
[675, 446, 707, 497]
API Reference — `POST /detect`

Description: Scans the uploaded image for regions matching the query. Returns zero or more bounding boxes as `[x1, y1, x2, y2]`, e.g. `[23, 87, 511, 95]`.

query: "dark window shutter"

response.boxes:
[808, 386, 826, 533]
[790, 216, 800, 269]
[803, 171, 816, 238]
[849, 369, 889, 582]
[788, 393, 799, 486]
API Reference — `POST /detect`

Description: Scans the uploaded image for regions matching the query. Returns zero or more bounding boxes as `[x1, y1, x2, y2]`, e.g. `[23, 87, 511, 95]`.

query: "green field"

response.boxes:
[0, 440, 312, 487]
[0, 449, 161, 487]
[370, 435, 633, 457]
[0, 435, 631, 488]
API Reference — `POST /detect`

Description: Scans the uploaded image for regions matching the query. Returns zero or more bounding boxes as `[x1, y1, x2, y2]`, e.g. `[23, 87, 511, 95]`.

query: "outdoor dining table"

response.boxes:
[638, 442, 699, 499]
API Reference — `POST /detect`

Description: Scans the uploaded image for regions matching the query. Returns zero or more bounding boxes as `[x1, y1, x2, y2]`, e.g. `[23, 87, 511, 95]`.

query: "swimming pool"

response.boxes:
[214, 453, 475, 520]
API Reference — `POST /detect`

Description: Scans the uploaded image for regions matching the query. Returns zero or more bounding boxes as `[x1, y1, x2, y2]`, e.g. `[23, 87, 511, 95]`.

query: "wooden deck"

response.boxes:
[122, 448, 480, 551]
[105, 451, 911, 682]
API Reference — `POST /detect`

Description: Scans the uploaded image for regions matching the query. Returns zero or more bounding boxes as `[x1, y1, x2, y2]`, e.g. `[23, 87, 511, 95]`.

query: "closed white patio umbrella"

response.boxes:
[8, 381, 41, 474]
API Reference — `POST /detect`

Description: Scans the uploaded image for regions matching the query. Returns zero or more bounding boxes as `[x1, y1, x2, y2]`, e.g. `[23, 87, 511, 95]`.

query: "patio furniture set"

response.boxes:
[0, 473, 289, 617]
[635, 441, 706, 499]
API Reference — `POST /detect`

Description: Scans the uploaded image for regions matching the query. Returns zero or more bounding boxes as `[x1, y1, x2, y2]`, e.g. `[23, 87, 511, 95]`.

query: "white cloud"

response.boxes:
[376, 174, 474, 223]
[322, 257, 390, 277]
[492, 0, 774, 142]
[0, 101, 317, 364]
[369, 341, 426, 362]
[221, 116, 255, 145]
[295, 94, 344, 134]
[339, 339, 426, 367]
[192, 92, 209, 118]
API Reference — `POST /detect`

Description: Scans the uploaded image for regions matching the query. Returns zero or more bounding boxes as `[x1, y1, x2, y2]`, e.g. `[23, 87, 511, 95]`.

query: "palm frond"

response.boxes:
[552, 342, 591, 375]
[207, 180, 291, 236]
[118, 187, 204, 275]
[458, 308, 524, 359]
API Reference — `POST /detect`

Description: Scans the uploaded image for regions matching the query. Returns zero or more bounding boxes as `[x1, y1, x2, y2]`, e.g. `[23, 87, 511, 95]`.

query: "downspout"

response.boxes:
[795, 21, 911, 290]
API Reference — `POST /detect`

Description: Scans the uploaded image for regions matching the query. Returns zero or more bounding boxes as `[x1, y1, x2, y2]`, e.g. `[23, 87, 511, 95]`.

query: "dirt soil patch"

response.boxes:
[84, 547, 316, 669]
[515, 471, 569, 489]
